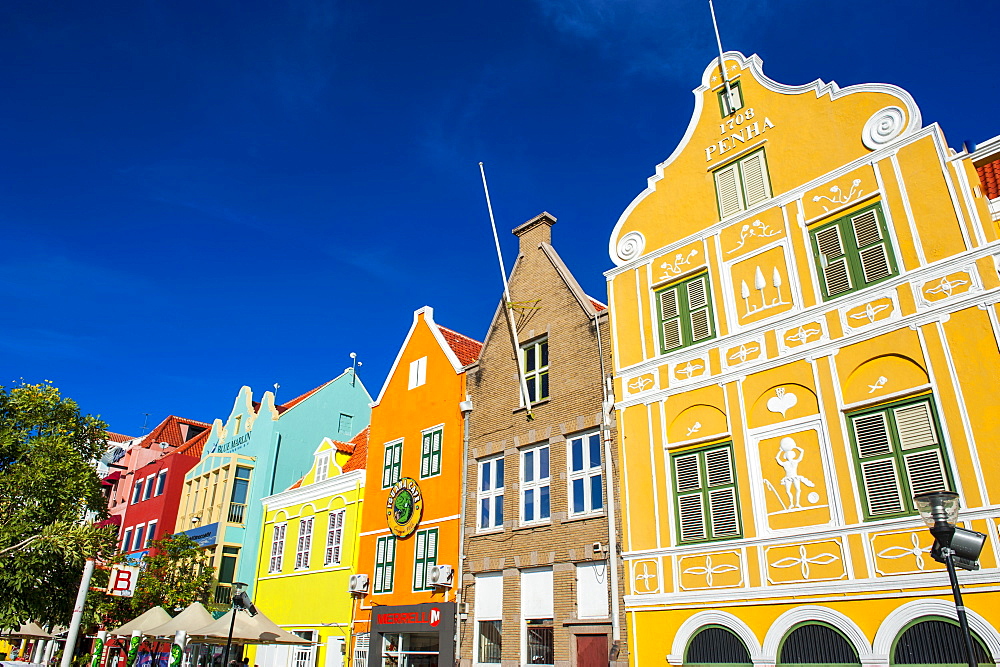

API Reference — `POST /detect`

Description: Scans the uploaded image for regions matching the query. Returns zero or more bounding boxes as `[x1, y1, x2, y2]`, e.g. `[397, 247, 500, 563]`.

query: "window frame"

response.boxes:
[716, 79, 743, 116]
[132, 524, 146, 551]
[268, 523, 287, 574]
[520, 443, 551, 526]
[420, 426, 443, 478]
[567, 431, 604, 517]
[671, 442, 742, 544]
[847, 395, 953, 521]
[382, 440, 403, 489]
[655, 271, 717, 354]
[131, 479, 144, 505]
[477, 454, 505, 532]
[294, 517, 314, 570]
[373, 535, 396, 594]
[154, 470, 168, 496]
[324, 509, 346, 566]
[810, 202, 898, 301]
[521, 338, 549, 404]
[121, 528, 133, 553]
[315, 453, 330, 482]
[145, 520, 157, 548]
[408, 356, 427, 389]
[477, 620, 502, 664]
[713, 148, 771, 219]
[412, 527, 439, 592]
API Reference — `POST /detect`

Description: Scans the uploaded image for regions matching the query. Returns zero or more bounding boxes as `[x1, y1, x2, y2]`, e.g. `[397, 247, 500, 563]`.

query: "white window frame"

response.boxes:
[408, 356, 427, 389]
[291, 630, 316, 667]
[521, 338, 549, 404]
[324, 509, 346, 566]
[373, 535, 396, 594]
[420, 426, 443, 478]
[567, 431, 603, 516]
[269, 523, 287, 574]
[145, 520, 157, 548]
[520, 444, 551, 526]
[121, 528, 133, 553]
[477, 454, 505, 532]
[131, 479, 143, 505]
[714, 148, 771, 219]
[315, 453, 330, 482]
[294, 517, 313, 570]
[142, 475, 155, 501]
[154, 469, 168, 496]
[132, 523, 146, 551]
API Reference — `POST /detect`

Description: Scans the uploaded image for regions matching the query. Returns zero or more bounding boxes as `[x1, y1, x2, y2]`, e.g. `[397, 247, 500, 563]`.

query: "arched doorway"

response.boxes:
[686, 625, 753, 666]
[778, 623, 861, 666]
[893, 618, 992, 666]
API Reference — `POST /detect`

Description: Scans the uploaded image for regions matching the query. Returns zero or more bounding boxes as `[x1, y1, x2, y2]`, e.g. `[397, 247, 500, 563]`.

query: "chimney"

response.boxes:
[512, 212, 556, 255]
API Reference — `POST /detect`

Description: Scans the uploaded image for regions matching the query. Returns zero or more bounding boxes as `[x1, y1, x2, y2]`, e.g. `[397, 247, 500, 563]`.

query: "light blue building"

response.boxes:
[176, 369, 371, 601]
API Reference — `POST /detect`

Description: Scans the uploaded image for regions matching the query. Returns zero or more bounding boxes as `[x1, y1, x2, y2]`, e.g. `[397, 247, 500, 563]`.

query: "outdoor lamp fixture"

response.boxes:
[222, 582, 250, 667]
[913, 491, 987, 667]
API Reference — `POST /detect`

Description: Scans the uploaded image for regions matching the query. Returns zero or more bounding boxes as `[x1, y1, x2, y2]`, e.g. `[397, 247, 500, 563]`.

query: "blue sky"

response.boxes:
[3, 0, 998, 435]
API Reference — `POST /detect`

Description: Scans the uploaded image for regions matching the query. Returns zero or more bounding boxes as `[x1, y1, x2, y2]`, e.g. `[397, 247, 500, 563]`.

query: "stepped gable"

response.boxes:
[342, 426, 369, 472]
[438, 325, 483, 366]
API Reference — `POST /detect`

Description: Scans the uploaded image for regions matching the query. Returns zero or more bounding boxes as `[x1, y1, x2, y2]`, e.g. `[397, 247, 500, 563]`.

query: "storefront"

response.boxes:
[367, 602, 455, 667]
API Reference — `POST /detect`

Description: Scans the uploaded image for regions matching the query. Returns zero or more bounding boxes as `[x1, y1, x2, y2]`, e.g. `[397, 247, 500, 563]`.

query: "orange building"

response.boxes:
[351, 306, 481, 667]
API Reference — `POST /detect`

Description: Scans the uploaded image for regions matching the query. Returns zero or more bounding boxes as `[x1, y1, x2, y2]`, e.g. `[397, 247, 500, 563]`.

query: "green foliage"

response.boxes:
[0, 381, 114, 627]
[95, 534, 215, 628]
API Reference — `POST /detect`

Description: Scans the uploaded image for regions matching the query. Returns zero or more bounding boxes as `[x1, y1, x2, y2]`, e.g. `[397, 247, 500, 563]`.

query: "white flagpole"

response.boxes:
[479, 162, 535, 419]
[708, 0, 734, 115]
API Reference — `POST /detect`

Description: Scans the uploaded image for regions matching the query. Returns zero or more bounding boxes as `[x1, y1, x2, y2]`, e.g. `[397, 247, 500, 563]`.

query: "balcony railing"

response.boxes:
[214, 585, 232, 605]
[227, 503, 246, 524]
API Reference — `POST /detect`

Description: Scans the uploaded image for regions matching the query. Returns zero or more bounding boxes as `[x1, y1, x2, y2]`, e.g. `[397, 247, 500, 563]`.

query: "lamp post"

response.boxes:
[221, 582, 248, 667]
[913, 491, 987, 667]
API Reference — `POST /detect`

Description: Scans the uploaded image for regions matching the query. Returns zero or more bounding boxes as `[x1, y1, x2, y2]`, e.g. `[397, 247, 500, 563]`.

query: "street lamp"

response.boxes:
[913, 491, 987, 667]
[221, 582, 250, 667]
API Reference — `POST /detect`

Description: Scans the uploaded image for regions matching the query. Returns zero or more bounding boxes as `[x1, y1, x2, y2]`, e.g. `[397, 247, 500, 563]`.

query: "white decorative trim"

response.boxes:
[676, 549, 745, 590]
[761, 606, 874, 661]
[667, 610, 763, 665]
[777, 318, 829, 356]
[722, 335, 767, 370]
[915, 264, 983, 309]
[862, 107, 908, 150]
[840, 291, 900, 332]
[668, 354, 710, 386]
[763, 538, 846, 584]
[617, 231, 646, 263]
[873, 599, 1000, 660]
[623, 373, 658, 396]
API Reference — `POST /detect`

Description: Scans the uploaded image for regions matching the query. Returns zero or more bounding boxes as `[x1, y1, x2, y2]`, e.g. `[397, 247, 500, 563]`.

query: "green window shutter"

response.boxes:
[658, 273, 716, 353]
[382, 445, 394, 488]
[383, 537, 395, 591]
[660, 288, 682, 351]
[674, 453, 701, 492]
[392, 442, 402, 484]
[814, 224, 853, 298]
[704, 447, 734, 486]
[431, 430, 442, 475]
[740, 151, 770, 208]
[853, 413, 893, 458]
[421, 433, 431, 478]
[686, 276, 714, 343]
[715, 164, 743, 218]
[673, 445, 741, 543]
[708, 488, 739, 537]
[426, 529, 438, 589]
[851, 209, 893, 284]
[374, 537, 386, 592]
[413, 531, 426, 590]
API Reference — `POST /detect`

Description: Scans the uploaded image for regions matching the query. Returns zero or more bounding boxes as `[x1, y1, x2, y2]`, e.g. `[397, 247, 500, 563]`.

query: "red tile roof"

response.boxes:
[589, 297, 607, 312]
[438, 326, 483, 366]
[342, 426, 369, 472]
[978, 159, 1000, 200]
[174, 428, 211, 458]
[279, 381, 327, 412]
[136, 416, 211, 451]
[106, 431, 136, 443]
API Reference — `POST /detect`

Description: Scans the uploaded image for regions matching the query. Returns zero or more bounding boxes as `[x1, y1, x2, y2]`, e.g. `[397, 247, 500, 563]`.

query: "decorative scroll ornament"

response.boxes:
[812, 179, 864, 212]
[862, 106, 906, 149]
[876, 531, 930, 571]
[682, 554, 739, 587]
[658, 249, 699, 279]
[616, 231, 645, 262]
[726, 220, 781, 254]
[770, 544, 840, 580]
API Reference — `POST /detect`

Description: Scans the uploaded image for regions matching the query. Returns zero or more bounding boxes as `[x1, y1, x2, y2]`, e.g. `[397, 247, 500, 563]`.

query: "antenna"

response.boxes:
[479, 162, 534, 420]
[273, 383, 280, 402]
[140, 413, 151, 435]
[708, 0, 736, 116]
[349, 352, 362, 386]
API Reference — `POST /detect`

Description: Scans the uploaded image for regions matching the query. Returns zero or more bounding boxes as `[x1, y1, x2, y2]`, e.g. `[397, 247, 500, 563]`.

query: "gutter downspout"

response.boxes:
[593, 309, 622, 649]
[456, 396, 474, 663]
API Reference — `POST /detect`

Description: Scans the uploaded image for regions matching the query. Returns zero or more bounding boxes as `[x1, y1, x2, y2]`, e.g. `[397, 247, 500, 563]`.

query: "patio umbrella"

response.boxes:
[145, 603, 215, 638]
[108, 607, 173, 636]
[189, 610, 310, 645]
[2, 622, 52, 639]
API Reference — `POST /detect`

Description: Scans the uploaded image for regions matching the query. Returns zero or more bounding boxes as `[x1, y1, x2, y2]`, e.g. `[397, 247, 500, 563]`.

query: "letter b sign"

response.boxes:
[107, 565, 141, 597]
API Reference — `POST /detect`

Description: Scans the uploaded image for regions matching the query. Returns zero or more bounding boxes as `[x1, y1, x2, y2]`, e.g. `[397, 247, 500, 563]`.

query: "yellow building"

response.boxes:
[605, 51, 1000, 666]
[249, 427, 369, 667]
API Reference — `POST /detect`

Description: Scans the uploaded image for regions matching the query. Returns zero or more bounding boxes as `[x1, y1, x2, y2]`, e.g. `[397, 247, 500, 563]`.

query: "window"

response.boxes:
[656, 272, 716, 353]
[324, 510, 346, 566]
[229, 466, 252, 523]
[521, 444, 550, 525]
[568, 431, 603, 516]
[142, 475, 155, 501]
[295, 517, 314, 570]
[522, 338, 549, 403]
[412, 528, 438, 591]
[131, 479, 143, 505]
[521, 568, 553, 665]
[315, 453, 330, 482]
[478, 621, 502, 664]
[339, 413, 353, 435]
[145, 521, 157, 548]
[526, 620, 554, 665]
[717, 80, 743, 116]
[672, 443, 741, 543]
[811, 203, 897, 300]
[291, 631, 316, 667]
[219, 546, 239, 583]
[478, 455, 505, 531]
[121, 528, 133, 553]
[132, 525, 146, 551]
[268, 523, 286, 573]
[374, 535, 396, 593]
[408, 356, 427, 389]
[848, 396, 952, 520]
[154, 470, 168, 496]
[382, 440, 403, 489]
[420, 427, 443, 478]
[475, 572, 503, 664]
[714, 148, 771, 218]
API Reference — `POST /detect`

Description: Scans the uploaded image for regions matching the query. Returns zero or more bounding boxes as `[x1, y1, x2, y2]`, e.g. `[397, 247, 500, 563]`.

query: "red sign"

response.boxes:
[107, 565, 141, 597]
[376, 607, 442, 627]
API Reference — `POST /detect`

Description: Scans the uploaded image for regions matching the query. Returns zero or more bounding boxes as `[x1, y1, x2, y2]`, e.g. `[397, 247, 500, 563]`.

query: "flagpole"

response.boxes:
[708, 0, 734, 115]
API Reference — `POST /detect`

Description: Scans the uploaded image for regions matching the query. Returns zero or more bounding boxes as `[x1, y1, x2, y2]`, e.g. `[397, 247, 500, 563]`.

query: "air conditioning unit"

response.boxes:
[429, 564, 454, 588]
[348, 573, 369, 594]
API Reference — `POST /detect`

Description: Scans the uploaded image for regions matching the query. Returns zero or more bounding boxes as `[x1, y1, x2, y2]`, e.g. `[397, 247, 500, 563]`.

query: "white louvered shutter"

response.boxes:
[382, 446, 393, 488]
[860, 458, 904, 516]
[715, 164, 743, 218]
[414, 531, 426, 589]
[686, 276, 713, 343]
[904, 450, 948, 497]
[704, 448, 734, 486]
[852, 210, 893, 284]
[709, 488, 739, 536]
[326, 510, 344, 565]
[740, 151, 771, 208]
[384, 537, 395, 590]
[660, 288, 682, 351]
[815, 224, 852, 297]
[894, 403, 938, 450]
[853, 413, 893, 458]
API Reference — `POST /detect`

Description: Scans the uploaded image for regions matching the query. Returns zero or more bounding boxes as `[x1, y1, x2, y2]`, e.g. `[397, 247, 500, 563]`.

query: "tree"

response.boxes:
[0, 381, 116, 627]
[95, 534, 216, 628]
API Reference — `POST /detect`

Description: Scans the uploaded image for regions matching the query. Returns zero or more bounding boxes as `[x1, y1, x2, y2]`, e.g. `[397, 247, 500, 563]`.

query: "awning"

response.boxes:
[189, 610, 310, 645]
[108, 607, 172, 636]
[1, 623, 52, 639]
[145, 603, 215, 638]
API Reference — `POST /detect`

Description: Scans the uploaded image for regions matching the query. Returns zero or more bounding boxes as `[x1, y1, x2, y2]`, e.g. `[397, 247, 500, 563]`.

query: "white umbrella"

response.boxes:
[2, 623, 52, 639]
[145, 603, 215, 638]
[189, 610, 310, 645]
[108, 607, 173, 636]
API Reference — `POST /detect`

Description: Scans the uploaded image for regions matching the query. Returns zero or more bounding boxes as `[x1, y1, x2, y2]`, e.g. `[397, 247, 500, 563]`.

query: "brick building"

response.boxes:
[460, 213, 626, 667]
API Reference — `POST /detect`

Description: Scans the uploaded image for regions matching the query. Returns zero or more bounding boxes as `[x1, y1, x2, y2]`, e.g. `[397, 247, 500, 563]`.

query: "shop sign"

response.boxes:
[210, 430, 252, 454]
[376, 607, 442, 627]
[178, 521, 220, 547]
[107, 565, 141, 597]
[385, 477, 424, 538]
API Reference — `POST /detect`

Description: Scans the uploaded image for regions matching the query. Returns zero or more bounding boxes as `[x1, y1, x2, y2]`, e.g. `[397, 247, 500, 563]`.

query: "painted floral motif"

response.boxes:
[657, 249, 700, 281]
[770, 544, 840, 580]
[628, 375, 654, 393]
[785, 325, 822, 346]
[680, 554, 740, 588]
[726, 220, 781, 254]
[812, 179, 864, 212]
[632, 559, 660, 593]
[675, 360, 705, 379]
[868, 376, 888, 393]
[846, 298, 895, 327]
[727, 342, 761, 364]
[740, 266, 789, 317]
[686, 421, 702, 437]
[922, 274, 972, 302]
[876, 532, 930, 571]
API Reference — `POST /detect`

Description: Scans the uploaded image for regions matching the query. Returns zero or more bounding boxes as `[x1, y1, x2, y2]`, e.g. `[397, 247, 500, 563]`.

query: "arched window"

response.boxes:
[778, 623, 860, 665]
[686, 625, 752, 666]
[893, 619, 991, 666]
